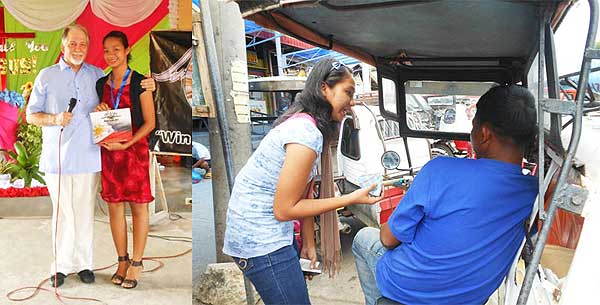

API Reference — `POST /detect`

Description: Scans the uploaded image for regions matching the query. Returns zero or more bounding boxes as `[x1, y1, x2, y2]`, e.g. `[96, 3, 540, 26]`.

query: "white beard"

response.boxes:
[69, 57, 84, 65]
[66, 54, 85, 66]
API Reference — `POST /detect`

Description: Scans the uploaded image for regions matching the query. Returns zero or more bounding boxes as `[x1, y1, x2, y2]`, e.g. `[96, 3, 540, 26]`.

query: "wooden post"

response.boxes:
[148, 152, 171, 225]
[193, 10, 217, 118]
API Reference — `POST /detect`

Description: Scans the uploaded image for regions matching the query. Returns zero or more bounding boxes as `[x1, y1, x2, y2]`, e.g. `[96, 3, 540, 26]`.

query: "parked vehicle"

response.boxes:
[236, 0, 599, 304]
[336, 100, 431, 227]
[435, 103, 477, 158]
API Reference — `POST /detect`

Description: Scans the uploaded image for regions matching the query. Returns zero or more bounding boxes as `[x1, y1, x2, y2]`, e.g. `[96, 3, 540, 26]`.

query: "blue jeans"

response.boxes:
[352, 227, 388, 305]
[232, 242, 310, 305]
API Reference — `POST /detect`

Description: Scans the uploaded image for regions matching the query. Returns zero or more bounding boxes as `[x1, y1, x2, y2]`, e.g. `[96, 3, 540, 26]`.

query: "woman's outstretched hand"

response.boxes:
[95, 103, 110, 112]
[345, 183, 384, 205]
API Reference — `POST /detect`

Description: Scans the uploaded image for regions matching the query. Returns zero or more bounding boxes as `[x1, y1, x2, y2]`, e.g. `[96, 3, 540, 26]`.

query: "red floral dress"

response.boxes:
[100, 83, 154, 204]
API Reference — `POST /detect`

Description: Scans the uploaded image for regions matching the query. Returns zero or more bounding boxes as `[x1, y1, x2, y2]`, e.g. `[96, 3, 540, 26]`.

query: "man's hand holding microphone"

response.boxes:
[57, 98, 78, 130]
[53, 112, 73, 127]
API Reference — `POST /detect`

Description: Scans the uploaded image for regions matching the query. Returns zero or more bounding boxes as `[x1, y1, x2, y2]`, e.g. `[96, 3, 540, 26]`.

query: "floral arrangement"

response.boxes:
[17, 108, 42, 157]
[1, 141, 44, 187]
[0, 89, 26, 108]
[20, 82, 34, 101]
[0, 85, 48, 196]
[0, 186, 49, 198]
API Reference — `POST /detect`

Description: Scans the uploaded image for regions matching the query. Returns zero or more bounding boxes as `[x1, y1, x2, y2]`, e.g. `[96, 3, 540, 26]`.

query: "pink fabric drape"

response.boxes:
[1, 0, 87, 31]
[75, 0, 169, 69]
[0, 103, 19, 151]
[2, 0, 166, 31]
[90, 0, 163, 27]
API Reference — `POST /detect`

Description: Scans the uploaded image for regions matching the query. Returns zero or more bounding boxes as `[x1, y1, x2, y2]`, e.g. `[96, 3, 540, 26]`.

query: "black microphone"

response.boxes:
[67, 98, 77, 113]
[61, 98, 77, 131]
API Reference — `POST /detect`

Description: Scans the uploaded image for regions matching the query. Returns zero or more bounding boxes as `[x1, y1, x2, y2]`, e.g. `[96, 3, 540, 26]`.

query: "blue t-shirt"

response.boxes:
[376, 157, 538, 305]
[223, 117, 323, 258]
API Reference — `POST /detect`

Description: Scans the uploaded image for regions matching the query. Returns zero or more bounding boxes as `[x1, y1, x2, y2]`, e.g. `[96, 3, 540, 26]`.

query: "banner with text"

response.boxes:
[149, 30, 192, 154]
[1, 5, 62, 91]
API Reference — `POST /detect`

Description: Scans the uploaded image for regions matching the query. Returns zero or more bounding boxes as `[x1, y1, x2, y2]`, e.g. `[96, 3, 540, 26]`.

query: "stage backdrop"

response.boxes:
[149, 30, 192, 154]
[0, 0, 170, 91]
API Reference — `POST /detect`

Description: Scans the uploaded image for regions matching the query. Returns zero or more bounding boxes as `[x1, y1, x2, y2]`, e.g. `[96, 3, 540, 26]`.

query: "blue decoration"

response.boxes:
[0, 90, 26, 108]
[192, 168, 204, 184]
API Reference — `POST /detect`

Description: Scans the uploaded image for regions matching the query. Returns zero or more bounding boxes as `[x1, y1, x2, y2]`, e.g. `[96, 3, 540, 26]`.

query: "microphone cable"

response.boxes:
[7, 129, 106, 304]
[6, 127, 192, 304]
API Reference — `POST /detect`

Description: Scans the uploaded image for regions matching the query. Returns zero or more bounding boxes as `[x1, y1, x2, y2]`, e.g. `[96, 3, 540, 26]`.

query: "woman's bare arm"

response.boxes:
[273, 143, 381, 221]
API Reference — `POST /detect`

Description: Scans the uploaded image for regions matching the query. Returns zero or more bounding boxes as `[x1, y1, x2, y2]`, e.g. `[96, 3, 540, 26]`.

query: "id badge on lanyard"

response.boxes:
[110, 68, 131, 110]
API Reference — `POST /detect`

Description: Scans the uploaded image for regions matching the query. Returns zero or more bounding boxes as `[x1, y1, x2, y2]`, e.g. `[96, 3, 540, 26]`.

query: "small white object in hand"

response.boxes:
[357, 174, 383, 197]
[299, 258, 321, 275]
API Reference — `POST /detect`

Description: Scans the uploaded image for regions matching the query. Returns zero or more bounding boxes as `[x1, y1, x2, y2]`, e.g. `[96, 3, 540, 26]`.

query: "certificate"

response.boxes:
[90, 108, 133, 144]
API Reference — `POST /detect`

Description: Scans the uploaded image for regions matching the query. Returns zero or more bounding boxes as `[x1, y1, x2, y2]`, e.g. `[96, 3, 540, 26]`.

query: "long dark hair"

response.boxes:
[103, 30, 132, 62]
[273, 57, 352, 141]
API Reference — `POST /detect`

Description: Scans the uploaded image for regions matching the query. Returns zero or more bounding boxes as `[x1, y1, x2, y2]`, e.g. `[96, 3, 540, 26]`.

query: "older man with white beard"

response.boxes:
[26, 24, 154, 288]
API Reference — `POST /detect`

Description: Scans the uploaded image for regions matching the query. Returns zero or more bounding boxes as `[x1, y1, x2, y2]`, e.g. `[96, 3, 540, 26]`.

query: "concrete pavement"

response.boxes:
[192, 178, 216, 285]
[303, 216, 366, 305]
[0, 215, 192, 305]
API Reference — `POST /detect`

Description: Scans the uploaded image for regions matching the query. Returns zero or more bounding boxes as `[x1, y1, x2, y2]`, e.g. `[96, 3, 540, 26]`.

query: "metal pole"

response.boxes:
[362, 63, 372, 93]
[517, 9, 546, 304]
[517, 1, 599, 303]
[537, 6, 547, 225]
[275, 33, 285, 75]
[200, 0, 236, 190]
[200, 1, 255, 304]
[544, 24, 564, 152]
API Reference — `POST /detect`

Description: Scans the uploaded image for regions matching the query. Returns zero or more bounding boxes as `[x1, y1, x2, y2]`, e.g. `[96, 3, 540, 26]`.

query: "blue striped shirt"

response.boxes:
[27, 58, 105, 175]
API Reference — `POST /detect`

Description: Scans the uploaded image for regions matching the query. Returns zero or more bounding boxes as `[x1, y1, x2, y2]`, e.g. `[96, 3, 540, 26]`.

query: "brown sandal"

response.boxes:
[111, 254, 130, 285]
[121, 260, 143, 289]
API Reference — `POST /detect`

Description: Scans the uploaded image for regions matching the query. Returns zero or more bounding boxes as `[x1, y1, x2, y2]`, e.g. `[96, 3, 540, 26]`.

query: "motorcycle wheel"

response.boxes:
[431, 143, 455, 158]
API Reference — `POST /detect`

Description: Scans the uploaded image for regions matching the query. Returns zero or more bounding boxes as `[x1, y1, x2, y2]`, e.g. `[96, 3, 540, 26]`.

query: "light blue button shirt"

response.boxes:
[27, 58, 105, 175]
[223, 117, 323, 258]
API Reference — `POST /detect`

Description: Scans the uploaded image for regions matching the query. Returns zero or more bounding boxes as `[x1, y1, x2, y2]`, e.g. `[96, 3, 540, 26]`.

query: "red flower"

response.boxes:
[0, 186, 49, 198]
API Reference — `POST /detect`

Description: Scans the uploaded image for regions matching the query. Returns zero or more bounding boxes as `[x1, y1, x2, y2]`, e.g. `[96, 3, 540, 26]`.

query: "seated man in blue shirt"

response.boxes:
[352, 84, 538, 305]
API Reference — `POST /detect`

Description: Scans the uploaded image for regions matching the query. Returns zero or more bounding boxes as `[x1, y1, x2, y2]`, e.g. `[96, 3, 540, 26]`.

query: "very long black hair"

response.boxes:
[273, 57, 353, 141]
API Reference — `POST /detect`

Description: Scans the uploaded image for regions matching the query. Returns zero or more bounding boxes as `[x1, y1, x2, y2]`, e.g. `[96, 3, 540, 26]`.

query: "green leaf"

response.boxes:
[7, 151, 18, 161]
[7, 164, 21, 174]
[32, 172, 45, 185]
[17, 155, 27, 167]
[14, 142, 28, 160]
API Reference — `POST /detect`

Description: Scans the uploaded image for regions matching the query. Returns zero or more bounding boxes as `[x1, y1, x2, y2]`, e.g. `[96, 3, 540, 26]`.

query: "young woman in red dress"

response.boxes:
[94, 31, 155, 289]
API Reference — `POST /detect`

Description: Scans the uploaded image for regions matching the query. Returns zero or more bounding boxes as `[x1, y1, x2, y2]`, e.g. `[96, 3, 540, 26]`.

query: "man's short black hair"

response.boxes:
[474, 84, 537, 153]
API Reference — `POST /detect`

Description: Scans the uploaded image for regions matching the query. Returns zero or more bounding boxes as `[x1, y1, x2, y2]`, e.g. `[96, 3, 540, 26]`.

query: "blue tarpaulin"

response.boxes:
[244, 20, 360, 67]
[193, 1, 361, 68]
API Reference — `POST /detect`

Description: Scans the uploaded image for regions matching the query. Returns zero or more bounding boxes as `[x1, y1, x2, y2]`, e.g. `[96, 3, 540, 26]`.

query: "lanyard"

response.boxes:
[110, 67, 131, 110]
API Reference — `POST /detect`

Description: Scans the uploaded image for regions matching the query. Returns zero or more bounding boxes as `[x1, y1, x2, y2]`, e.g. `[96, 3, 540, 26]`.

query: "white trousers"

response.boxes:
[45, 172, 99, 275]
